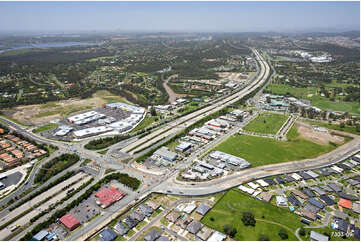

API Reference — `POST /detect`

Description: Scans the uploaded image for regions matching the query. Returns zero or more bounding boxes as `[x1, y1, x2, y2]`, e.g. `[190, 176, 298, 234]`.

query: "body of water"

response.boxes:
[0, 41, 103, 54]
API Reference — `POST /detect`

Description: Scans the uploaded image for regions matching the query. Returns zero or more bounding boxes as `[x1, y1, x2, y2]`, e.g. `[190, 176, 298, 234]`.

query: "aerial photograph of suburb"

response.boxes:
[0, 0, 359, 241]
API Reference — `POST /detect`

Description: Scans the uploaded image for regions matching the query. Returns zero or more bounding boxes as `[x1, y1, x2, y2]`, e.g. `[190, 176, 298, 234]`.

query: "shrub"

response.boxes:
[241, 211, 256, 226]
[278, 228, 288, 240]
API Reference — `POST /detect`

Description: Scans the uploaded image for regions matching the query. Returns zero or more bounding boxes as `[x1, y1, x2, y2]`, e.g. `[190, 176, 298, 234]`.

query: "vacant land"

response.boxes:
[202, 189, 302, 241]
[296, 122, 345, 145]
[303, 119, 359, 135]
[0, 90, 130, 125]
[213, 125, 339, 166]
[244, 112, 288, 134]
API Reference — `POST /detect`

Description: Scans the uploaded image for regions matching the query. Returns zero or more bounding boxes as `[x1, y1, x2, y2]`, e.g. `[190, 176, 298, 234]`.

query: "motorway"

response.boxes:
[0, 47, 359, 241]
[121, 48, 269, 155]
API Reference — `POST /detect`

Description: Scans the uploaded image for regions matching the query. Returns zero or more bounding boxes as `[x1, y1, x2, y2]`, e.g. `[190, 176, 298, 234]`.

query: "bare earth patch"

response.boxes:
[296, 121, 344, 145]
[1, 90, 131, 125]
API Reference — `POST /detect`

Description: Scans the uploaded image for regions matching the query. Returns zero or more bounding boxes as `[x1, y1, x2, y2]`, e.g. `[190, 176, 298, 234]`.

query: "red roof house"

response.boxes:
[59, 214, 80, 231]
[338, 198, 352, 209]
[95, 187, 126, 208]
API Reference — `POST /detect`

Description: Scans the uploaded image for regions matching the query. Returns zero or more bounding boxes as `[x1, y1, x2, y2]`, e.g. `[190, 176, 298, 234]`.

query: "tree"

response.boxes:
[150, 107, 157, 116]
[339, 122, 345, 129]
[278, 228, 288, 240]
[241, 211, 256, 226]
[258, 234, 269, 241]
[299, 228, 306, 236]
[223, 224, 237, 238]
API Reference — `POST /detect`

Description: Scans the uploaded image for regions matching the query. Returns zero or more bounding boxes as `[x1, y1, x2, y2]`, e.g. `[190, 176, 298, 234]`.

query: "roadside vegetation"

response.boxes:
[34, 154, 80, 184]
[33, 123, 58, 133]
[202, 189, 302, 241]
[84, 135, 130, 150]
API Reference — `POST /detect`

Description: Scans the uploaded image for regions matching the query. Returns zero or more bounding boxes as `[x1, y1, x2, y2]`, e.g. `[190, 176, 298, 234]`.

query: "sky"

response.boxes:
[0, 1, 359, 33]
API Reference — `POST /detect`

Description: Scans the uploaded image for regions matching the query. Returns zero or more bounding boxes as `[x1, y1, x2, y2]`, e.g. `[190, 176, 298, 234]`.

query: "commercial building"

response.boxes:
[154, 146, 178, 162]
[176, 142, 192, 152]
[59, 214, 81, 231]
[55, 125, 73, 136]
[95, 187, 126, 208]
[105, 102, 145, 115]
[276, 196, 287, 206]
[73, 126, 113, 138]
[32, 230, 49, 241]
[209, 151, 250, 169]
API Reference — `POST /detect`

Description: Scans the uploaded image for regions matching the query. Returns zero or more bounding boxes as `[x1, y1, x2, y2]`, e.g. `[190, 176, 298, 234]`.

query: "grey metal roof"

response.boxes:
[310, 231, 329, 241]
[144, 230, 161, 241]
[328, 183, 342, 192]
[319, 195, 335, 206]
[187, 221, 202, 234]
[196, 204, 211, 216]
[33, 230, 49, 241]
[304, 203, 321, 213]
[100, 228, 117, 241]
[308, 198, 325, 209]
[114, 223, 129, 236]
[311, 186, 326, 196]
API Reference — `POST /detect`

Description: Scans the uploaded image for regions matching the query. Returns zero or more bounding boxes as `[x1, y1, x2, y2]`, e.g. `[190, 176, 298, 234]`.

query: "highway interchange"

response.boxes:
[0, 47, 359, 241]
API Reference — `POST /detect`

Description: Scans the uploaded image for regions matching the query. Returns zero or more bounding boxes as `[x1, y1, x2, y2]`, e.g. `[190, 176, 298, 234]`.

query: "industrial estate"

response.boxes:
[0, 2, 360, 242]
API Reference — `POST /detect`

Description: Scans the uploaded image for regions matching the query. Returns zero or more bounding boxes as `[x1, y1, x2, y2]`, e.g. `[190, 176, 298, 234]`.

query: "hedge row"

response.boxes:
[84, 135, 131, 150]
[34, 154, 80, 184]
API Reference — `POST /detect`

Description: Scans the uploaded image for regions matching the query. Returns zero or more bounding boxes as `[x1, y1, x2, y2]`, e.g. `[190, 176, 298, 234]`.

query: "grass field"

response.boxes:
[266, 83, 360, 114]
[132, 115, 158, 132]
[213, 125, 338, 166]
[202, 189, 302, 241]
[244, 112, 288, 134]
[33, 123, 58, 133]
[302, 119, 359, 136]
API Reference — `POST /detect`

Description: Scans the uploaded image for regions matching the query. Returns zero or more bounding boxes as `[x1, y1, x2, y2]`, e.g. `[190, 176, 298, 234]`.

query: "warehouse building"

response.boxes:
[209, 151, 250, 169]
[153, 146, 178, 162]
[176, 142, 192, 152]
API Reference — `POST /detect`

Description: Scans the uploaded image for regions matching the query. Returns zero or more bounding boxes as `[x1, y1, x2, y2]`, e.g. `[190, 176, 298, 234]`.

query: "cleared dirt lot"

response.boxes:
[296, 121, 345, 145]
[1, 90, 131, 125]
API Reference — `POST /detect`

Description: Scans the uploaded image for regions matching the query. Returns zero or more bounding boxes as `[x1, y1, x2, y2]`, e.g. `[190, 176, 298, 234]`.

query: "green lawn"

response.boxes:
[266, 83, 359, 114]
[33, 123, 58, 133]
[213, 125, 338, 166]
[244, 112, 288, 134]
[201, 189, 302, 241]
[302, 119, 359, 136]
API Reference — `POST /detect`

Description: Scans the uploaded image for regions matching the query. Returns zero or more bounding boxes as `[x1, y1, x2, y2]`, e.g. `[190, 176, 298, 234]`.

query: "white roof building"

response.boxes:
[247, 182, 260, 189]
[238, 185, 255, 194]
[207, 231, 226, 241]
[291, 173, 302, 181]
[73, 126, 113, 138]
[183, 203, 197, 214]
[256, 179, 269, 187]
[276, 196, 287, 206]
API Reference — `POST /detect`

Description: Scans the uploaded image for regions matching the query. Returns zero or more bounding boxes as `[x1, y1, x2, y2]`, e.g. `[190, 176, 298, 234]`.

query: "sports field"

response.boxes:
[244, 112, 288, 134]
[201, 189, 302, 241]
[213, 125, 338, 166]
